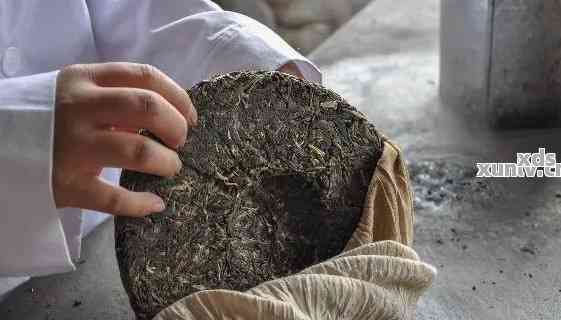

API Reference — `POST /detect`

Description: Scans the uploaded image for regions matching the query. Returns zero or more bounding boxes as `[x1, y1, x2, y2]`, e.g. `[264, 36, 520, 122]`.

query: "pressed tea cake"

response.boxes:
[115, 71, 384, 319]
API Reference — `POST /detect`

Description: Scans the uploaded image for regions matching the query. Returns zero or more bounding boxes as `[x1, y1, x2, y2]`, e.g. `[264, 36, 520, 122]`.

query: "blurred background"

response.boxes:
[214, 0, 372, 54]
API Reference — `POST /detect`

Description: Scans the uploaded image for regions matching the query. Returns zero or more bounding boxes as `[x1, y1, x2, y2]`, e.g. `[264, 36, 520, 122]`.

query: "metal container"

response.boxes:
[440, 0, 561, 128]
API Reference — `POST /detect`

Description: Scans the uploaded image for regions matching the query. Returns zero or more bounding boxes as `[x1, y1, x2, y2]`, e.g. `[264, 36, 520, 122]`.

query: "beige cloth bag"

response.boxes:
[154, 140, 436, 320]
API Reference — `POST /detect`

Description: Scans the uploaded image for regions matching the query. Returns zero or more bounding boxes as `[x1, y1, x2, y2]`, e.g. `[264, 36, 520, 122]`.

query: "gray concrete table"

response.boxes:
[2, 0, 561, 319]
[313, 0, 561, 319]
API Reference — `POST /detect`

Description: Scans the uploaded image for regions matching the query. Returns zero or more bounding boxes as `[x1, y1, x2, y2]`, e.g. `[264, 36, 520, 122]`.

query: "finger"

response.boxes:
[110, 127, 138, 133]
[79, 177, 166, 217]
[87, 87, 188, 148]
[87, 130, 182, 178]
[277, 62, 304, 79]
[87, 62, 197, 126]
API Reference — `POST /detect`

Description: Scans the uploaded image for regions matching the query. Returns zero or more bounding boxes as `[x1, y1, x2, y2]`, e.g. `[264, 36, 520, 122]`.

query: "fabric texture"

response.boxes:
[346, 139, 414, 250]
[153, 140, 436, 320]
[0, 71, 75, 277]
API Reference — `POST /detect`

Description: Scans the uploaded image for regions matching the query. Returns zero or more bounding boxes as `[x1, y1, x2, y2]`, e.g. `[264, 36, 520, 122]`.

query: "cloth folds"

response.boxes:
[153, 140, 436, 320]
[346, 139, 415, 250]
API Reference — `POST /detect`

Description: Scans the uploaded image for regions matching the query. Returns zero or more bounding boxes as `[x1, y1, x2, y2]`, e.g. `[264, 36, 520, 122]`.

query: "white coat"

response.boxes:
[0, 0, 320, 298]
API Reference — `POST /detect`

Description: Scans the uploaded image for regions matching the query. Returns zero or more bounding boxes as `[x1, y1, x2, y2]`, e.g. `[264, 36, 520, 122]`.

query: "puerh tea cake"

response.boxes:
[115, 71, 384, 319]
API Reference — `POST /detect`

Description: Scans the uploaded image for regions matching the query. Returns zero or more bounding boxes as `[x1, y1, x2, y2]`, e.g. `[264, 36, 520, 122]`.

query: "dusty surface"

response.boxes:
[0, 219, 135, 320]
[215, 0, 369, 54]
[116, 71, 382, 319]
[313, 1, 561, 319]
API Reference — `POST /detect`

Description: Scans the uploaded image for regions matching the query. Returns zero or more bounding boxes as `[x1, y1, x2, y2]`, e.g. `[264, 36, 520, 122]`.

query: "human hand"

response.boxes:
[53, 63, 197, 217]
[277, 62, 304, 79]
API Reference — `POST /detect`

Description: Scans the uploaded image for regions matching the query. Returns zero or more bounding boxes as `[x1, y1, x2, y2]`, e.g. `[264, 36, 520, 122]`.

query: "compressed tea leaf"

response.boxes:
[115, 71, 384, 320]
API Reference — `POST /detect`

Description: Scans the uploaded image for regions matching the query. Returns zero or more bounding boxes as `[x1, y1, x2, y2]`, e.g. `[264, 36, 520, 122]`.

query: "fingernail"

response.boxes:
[191, 112, 198, 127]
[179, 137, 187, 149]
[151, 198, 166, 213]
[175, 156, 183, 173]
[178, 127, 188, 149]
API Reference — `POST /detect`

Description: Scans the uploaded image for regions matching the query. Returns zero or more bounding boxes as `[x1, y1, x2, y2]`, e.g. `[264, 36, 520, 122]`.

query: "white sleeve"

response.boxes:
[85, 0, 322, 88]
[0, 72, 74, 277]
